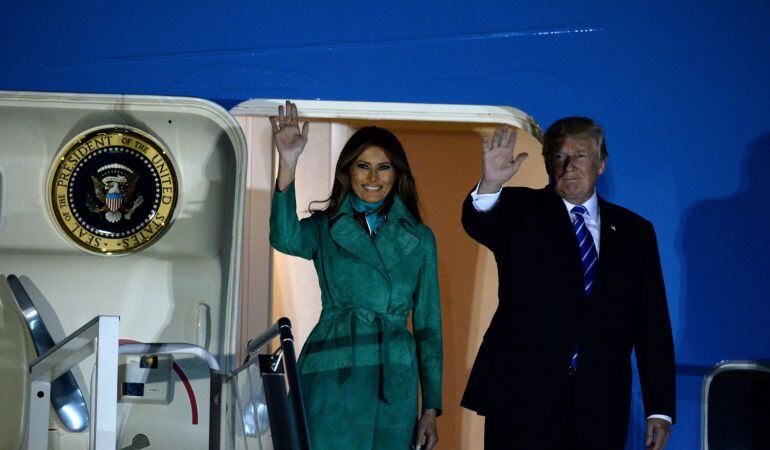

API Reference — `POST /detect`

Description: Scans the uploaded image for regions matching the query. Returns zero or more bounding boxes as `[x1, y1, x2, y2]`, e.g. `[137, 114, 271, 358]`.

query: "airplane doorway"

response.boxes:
[232, 100, 546, 448]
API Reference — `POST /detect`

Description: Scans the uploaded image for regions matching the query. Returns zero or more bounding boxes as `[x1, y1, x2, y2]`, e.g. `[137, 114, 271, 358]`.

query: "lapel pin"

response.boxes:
[610, 224, 616, 232]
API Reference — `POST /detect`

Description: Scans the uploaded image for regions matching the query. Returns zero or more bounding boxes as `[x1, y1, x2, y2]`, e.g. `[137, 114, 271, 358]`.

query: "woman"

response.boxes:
[269, 101, 442, 450]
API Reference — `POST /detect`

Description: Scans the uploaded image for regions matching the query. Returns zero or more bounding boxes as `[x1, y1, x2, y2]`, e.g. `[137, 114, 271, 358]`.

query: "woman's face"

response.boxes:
[348, 146, 396, 203]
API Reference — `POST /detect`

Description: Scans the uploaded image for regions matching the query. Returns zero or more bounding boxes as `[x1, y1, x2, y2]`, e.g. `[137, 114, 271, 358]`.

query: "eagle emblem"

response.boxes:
[87, 163, 144, 223]
[49, 125, 178, 255]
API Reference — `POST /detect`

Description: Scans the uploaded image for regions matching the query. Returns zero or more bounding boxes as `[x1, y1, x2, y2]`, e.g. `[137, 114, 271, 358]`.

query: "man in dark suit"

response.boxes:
[460, 118, 675, 450]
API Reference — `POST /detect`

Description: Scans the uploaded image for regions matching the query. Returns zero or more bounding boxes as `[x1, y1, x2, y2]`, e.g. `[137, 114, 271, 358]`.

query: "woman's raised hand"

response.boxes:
[270, 100, 309, 163]
[270, 100, 309, 191]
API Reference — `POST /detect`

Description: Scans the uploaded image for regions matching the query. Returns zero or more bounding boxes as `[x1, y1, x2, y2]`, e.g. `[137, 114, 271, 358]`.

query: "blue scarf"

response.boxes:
[350, 195, 387, 237]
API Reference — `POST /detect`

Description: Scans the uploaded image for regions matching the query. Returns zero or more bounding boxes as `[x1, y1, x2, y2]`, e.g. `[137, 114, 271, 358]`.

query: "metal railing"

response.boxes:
[6, 273, 309, 450]
[27, 315, 120, 450]
[237, 317, 311, 450]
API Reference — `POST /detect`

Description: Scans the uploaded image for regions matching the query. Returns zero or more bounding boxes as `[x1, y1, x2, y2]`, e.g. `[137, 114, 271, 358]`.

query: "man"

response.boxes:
[460, 118, 675, 450]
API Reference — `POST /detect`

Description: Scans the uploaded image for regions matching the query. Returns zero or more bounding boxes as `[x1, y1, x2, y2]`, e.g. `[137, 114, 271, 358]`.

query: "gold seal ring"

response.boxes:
[47, 125, 179, 255]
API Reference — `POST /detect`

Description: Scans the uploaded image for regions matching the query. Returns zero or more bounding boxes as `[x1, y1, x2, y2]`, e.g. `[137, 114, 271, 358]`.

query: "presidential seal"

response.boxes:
[48, 126, 179, 255]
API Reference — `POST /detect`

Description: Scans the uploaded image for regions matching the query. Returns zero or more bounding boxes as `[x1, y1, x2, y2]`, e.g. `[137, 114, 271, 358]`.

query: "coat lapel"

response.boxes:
[329, 198, 388, 278]
[375, 196, 420, 271]
[592, 196, 618, 300]
[329, 194, 420, 279]
[543, 187, 586, 299]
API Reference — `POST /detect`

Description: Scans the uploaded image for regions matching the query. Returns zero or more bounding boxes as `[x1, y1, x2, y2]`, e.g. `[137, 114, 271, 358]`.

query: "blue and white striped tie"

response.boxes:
[571, 205, 598, 297]
[570, 205, 598, 371]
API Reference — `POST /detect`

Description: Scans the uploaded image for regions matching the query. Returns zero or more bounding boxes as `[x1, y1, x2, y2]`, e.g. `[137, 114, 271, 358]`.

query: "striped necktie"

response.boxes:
[570, 205, 598, 371]
[571, 205, 598, 297]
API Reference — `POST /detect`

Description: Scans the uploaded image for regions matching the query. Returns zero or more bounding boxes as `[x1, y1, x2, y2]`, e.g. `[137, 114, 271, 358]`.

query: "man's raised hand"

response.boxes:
[478, 126, 528, 194]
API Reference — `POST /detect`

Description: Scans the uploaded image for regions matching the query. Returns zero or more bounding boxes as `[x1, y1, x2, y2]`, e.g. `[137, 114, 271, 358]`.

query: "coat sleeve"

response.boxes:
[634, 221, 677, 422]
[412, 229, 443, 415]
[461, 187, 512, 252]
[269, 181, 320, 260]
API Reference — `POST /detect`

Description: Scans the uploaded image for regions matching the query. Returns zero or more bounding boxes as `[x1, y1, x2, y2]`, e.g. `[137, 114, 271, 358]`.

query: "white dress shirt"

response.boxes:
[469, 183, 672, 424]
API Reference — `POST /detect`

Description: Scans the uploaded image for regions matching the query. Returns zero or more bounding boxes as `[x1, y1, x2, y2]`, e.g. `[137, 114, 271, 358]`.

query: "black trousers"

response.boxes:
[484, 414, 581, 450]
[483, 373, 581, 450]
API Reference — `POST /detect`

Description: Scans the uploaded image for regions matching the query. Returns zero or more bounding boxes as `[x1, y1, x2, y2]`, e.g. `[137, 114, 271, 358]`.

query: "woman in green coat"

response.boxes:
[269, 101, 442, 450]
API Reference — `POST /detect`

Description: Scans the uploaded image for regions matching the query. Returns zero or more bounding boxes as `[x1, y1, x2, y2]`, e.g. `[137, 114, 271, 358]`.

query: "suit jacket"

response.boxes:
[460, 185, 675, 448]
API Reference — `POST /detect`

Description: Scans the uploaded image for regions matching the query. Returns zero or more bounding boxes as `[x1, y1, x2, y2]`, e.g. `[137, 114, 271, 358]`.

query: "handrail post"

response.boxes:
[92, 316, 119, 450]
[25, 315, 119, 450]
[26, 380, 52, 450]
[277, 318, 310, 450]
[237, 317, 311, 450]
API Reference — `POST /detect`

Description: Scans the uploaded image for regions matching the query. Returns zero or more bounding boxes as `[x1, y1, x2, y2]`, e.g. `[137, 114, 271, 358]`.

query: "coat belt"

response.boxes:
[320, 306, 409, 403]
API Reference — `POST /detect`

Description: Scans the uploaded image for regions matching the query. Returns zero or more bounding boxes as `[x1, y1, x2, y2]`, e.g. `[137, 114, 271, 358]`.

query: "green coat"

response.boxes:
[270, 183, 443, 450]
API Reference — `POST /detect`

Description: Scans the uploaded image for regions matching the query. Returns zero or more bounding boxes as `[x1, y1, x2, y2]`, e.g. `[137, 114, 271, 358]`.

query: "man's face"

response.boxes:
[551, 136, 606, 204]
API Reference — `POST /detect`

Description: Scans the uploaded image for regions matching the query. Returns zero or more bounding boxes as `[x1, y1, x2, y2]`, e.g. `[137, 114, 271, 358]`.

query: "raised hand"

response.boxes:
[270, 100, 309, 161]
[478, 126, 528, 194]
[269, 100, 309, 191]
